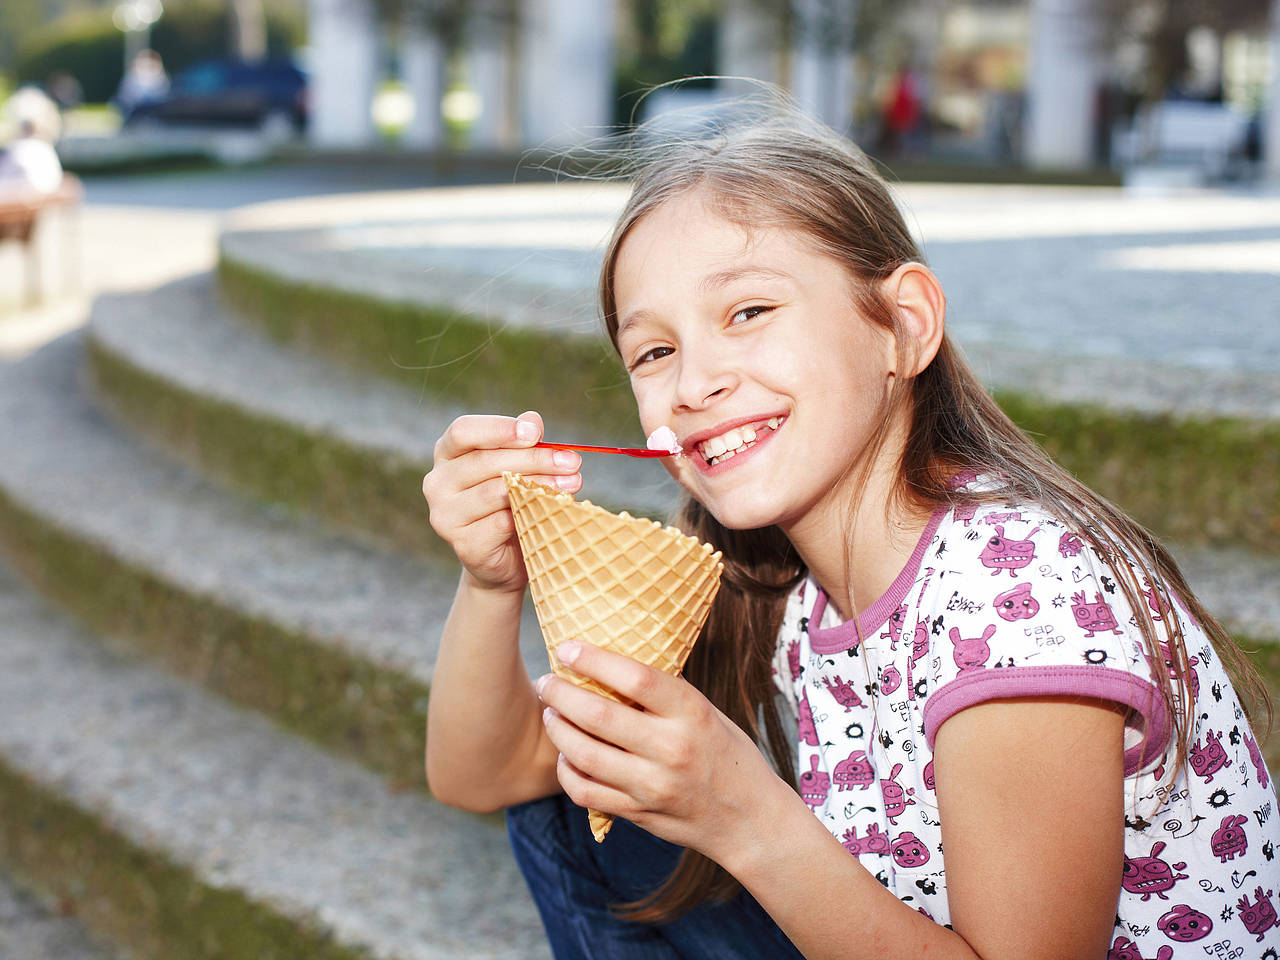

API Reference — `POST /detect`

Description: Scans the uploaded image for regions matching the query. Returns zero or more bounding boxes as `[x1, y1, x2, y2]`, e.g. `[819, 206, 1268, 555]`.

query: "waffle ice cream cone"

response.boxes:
[503, 472, 723, 841]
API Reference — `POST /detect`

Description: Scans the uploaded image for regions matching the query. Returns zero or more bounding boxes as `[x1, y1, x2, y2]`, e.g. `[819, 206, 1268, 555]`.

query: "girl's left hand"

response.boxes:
[536, 640, 785, 861]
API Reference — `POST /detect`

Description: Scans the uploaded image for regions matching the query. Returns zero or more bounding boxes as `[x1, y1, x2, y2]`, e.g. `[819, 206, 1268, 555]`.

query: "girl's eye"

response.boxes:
[730, 305, 773, 325]
[630, 345, 673, 370]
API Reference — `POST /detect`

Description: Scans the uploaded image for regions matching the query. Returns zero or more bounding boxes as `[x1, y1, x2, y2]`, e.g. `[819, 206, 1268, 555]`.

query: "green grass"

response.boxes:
[217, 254, 1278, 555]
[0, 760, 373, 960]
[0, 485, 431, 792]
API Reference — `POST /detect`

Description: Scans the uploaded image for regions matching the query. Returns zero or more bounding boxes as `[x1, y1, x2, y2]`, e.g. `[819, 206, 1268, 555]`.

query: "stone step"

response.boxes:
[0, 559, 550, 960]
[87, 273, 681, 562]
[0, 330, 548, 786]
[0, 870, 123, 960]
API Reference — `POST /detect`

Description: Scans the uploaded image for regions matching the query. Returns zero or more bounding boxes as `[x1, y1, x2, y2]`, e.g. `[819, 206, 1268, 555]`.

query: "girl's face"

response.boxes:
[613, 190, 898, 534]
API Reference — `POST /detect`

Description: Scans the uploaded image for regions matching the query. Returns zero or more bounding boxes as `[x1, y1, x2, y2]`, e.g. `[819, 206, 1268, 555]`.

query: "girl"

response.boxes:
[422, 100, 1277, 959]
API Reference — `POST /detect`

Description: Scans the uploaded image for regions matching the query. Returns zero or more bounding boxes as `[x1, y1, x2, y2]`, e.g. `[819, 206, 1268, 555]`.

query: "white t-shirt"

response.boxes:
[0, 138, 63, 194]
[771, 488, 1279, 955]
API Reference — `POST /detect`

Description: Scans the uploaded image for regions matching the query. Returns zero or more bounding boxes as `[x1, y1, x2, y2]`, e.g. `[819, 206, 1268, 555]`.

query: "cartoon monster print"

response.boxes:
[880, 603, 907, 650]
[1246, 731, 1270, 790]
[841, 823, 890, 857]
[787, 637, 802, 680]
[799, 754, 830, 811]
[993, 582, 1039, 622]
[954, 503, 978, 526]
[798, 688, 819, 746]
[980, 525, 1039, 577]
[1107, 938, 1173, 960]
[879, 664, 902, 695]
[950, 623, 996, 673]
[822, 675, 866, 712]
[982, 511, 1022, 525]
[1189, 729, 1229, 784]
[1155, 639, 1201, 700]
[1156, 903, 1212, 942]
[832, 750, 875, 791]
[891, 831, 931, 868]
[947, 468, 980, 490]
[922, 759, 935, 792]
[1140, 577, 1169, 622]
[1058, 531, 1084, 558]
[1237, 886, 1279, 943]
[880, 763, 915, 825]
[1070, 591, 1124, 637]
[1121, 841, 1187, 901]
[1210, 813, 1248, 863]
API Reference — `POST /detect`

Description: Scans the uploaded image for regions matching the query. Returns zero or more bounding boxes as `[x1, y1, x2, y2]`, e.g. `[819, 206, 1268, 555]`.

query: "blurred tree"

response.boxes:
[1090, 0, 1271, 104]
[614, 0, 719, 123]
[0, 0, 44, 81]
[370, 0, 518, 57]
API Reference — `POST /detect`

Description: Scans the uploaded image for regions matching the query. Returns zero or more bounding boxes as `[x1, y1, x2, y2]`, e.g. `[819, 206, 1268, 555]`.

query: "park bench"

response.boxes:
[0, 173, 83, 306]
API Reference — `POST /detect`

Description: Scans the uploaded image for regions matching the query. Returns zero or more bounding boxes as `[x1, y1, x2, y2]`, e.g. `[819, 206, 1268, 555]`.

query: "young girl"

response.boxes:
[422, 101, 1277, 959]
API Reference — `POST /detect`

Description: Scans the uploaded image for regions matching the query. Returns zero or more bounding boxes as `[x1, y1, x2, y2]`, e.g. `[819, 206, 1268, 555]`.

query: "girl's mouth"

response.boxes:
[695, 416, 786, 468]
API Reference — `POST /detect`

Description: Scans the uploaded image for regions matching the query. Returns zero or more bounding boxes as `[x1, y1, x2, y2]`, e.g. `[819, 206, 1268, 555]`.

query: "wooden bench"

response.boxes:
[0, 173, 83, 306]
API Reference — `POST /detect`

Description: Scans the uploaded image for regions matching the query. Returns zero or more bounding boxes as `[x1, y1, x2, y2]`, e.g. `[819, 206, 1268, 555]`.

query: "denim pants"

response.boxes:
[506, 793, 805, 959]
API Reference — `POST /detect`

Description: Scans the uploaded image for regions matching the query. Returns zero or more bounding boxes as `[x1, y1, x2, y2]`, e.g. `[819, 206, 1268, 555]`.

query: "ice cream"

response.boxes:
[646, 425, 683, 458]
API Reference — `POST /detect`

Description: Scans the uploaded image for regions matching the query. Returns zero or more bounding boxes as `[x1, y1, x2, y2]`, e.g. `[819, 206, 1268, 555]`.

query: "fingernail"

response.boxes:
[557, 641, 580, 664]
[555, 474, 579, 490]
[542, 706, 556, 725]
[535, 674, 550, 697]
[552, 450, 576, 468]
[516, 420, 538, 442]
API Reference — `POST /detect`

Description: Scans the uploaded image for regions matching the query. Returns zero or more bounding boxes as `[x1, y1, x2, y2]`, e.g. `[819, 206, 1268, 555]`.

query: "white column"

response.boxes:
[720, 0, 781, 86]
[1024, 0, 1101, 168]
[401, 25, 445, 150]
[1267, 0, 1280, 180]
[307, 0, 379, 148]
[788, 0, 857, 134]
[467, 37, 514, 150]
[519, 0, 616, 147]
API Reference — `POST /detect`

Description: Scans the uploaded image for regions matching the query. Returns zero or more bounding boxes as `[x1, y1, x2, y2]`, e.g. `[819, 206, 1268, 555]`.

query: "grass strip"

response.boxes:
[0, 760, 371, 960]
[218, 256, 639, 437]
[217, 256, 1277, 554]
[0, 487, 429, 792]
[87, 336, 449, 565]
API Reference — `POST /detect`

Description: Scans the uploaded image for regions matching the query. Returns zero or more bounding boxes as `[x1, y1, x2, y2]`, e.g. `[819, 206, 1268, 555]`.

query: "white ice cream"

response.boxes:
[646, 425, 683, 457]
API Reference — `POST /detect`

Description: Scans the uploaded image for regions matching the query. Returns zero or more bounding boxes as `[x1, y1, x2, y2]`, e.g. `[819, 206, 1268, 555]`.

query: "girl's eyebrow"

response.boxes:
[617, 266, 795, 339]
[697, 265, 795, 293]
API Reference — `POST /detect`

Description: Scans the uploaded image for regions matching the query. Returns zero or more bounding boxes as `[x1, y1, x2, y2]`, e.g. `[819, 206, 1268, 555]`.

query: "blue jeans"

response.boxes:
[506, 794, 805, 959]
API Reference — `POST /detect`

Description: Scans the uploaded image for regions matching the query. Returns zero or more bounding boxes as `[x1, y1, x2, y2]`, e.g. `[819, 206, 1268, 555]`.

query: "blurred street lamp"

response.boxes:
[113, 0, 164, 72]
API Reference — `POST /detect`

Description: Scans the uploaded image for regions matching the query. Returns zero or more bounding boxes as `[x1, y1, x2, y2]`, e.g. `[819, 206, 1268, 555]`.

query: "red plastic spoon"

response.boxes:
[535, 441, 674, 459]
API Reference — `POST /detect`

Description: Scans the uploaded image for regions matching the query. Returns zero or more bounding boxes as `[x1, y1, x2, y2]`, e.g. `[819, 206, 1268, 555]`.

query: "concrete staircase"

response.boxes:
[0, 180, 1276, 959]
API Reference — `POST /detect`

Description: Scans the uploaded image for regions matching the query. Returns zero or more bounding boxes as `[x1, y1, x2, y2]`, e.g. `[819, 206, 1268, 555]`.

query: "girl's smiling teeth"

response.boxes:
[700, 417, 784, 465]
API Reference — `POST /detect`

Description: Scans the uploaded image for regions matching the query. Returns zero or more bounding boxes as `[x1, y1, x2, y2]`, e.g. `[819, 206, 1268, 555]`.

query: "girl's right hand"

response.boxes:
[422, 411, 582, 594]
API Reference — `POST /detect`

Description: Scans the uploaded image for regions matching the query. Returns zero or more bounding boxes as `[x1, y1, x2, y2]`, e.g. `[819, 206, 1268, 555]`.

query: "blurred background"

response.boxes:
[0, 0, 1276, 180]
[0, 3, 1278, 959]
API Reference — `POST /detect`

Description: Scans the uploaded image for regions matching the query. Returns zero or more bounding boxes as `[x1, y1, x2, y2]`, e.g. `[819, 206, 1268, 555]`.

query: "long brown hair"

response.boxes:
[593, 92, 1272, 924]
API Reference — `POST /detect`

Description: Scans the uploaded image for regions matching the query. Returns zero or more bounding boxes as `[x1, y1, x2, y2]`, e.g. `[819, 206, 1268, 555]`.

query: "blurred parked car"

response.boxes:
[123, 59, 307, 135]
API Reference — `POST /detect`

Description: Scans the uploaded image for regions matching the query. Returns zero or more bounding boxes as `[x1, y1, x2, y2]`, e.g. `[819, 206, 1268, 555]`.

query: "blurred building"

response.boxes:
[305, 0, 1280, 179]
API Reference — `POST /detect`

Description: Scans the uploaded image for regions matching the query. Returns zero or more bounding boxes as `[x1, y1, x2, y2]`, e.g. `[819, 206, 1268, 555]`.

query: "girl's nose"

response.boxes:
[672, 344, 736, 411]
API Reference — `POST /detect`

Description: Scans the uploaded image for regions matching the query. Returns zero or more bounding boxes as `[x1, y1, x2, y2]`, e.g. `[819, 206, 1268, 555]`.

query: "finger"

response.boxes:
[448, 446, 581, 494]
[554, 751, 640, 822]
[433, 413, 542, 462]
[554, 642, 685, 718]
[537, 673, 652, 755]
[542, 706, 644, 793]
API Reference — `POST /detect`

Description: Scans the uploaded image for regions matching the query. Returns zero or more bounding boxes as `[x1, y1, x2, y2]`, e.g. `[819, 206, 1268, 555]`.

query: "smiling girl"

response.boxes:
[422, 102, 1277, 959]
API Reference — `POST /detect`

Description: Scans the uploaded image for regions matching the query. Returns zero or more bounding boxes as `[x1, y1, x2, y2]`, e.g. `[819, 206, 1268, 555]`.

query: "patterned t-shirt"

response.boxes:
[771, 491, 1280, 956]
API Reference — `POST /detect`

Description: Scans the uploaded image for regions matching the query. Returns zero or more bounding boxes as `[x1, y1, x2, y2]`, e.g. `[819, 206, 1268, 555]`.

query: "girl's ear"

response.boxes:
[882, 262, 946, 379]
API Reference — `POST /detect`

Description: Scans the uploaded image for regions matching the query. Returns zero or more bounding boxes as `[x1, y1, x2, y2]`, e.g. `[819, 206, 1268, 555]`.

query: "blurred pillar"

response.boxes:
[789, 0, 857, 134]
[468, 29, 516, 151]
[519, 0, 616, 146]
[307, 0, 378, 147]
[402, 25, 444, 150]
[1024, 0, 1102, 168]
[1268, 0, 1280, 179]
[720, 0, 782, 86]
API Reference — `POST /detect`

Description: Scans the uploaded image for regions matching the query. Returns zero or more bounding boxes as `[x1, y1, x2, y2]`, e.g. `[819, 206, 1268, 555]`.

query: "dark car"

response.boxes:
[125, 58, 308, 133]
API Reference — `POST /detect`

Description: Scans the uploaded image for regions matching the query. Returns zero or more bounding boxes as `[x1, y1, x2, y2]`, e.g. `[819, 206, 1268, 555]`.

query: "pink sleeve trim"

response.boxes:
[922, 665, 1170, 777]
